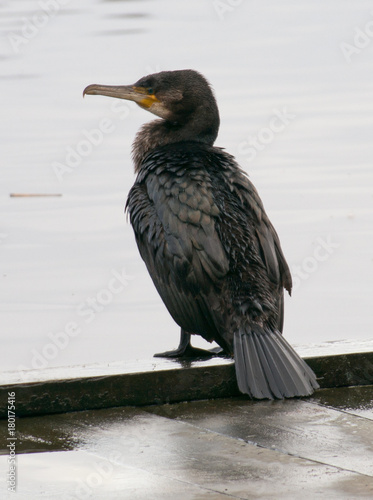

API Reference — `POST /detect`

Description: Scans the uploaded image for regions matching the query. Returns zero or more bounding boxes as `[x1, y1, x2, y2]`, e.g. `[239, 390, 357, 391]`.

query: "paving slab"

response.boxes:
[147, 389, 373, 476]
[1, 387, 373, 499]
[1, 449, 233, 500]
[311, 385, 373, 420]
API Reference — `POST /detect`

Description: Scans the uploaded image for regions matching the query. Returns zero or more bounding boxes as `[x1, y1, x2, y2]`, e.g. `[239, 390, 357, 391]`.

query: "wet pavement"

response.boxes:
[1, 385, 373, 499]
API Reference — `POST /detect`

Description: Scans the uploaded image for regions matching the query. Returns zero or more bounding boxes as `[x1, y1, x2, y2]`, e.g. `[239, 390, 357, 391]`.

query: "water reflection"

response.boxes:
[94, 28, 147, 36]
[311, 386, 373, 420]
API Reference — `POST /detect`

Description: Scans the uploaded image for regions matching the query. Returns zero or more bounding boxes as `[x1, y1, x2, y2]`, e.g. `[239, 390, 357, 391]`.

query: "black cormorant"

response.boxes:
[83, 69, 319, 399]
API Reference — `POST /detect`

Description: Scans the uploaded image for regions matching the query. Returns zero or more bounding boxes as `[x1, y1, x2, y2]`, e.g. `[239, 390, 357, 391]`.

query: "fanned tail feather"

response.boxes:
[233, 326, 319, 399]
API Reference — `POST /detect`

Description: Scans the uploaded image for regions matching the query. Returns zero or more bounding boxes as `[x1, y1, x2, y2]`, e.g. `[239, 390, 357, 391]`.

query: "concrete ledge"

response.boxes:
[1, 350, 373, 418]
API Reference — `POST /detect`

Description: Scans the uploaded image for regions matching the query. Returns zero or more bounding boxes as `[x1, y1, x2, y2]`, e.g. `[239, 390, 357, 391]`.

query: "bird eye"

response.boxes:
[147, 87, 154, 95]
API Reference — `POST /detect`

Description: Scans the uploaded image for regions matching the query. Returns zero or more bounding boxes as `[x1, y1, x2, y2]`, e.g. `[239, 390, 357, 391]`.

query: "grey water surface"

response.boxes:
[1, 0, 373, 372]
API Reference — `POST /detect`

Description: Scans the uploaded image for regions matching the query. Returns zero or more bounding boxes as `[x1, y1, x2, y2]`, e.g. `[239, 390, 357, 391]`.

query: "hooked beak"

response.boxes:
[83, 84, 159, 110]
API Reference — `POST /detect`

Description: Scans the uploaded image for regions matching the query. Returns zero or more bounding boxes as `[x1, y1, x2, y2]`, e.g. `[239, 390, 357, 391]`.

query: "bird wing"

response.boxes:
[126, 144, 292, 342]
[206, 151, 292, 332]
[226, 165, 292, 295]
[126, 154, 230, 341]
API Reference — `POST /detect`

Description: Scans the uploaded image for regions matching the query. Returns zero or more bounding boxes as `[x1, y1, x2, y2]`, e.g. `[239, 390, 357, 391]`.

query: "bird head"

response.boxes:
[83, 69, 220, 143]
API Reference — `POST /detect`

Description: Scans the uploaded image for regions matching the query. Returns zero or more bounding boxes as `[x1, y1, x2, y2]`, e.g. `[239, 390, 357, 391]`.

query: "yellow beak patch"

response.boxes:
[131, 86, 160, 109]
[139, 95, 160, 109]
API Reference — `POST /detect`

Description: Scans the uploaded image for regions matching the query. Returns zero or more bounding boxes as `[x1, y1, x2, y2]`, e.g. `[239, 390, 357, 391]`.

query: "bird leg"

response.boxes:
[154, 328, 225, 359]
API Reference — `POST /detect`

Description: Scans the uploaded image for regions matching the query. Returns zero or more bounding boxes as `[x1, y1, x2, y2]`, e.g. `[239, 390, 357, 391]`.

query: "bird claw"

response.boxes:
[154, 345, 225, 360]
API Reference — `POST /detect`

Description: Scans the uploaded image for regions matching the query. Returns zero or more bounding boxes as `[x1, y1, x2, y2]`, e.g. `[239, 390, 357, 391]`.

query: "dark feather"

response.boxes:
[234, 326, 319, 399]
[128, 143, 293, 347]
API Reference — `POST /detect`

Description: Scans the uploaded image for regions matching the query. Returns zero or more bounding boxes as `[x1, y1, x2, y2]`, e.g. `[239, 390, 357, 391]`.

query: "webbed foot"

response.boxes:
[154, 329, 226, 359]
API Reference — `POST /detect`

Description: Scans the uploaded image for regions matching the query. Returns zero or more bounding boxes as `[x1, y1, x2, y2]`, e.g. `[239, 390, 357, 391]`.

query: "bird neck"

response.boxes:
[132, 114, 219, 173]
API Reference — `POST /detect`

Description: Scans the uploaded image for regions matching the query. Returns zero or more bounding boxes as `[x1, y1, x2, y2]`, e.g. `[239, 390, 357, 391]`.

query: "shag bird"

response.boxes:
[83, 69, 319, 399]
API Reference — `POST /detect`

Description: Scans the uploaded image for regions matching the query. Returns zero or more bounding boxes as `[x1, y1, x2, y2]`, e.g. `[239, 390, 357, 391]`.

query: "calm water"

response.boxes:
[1, 0, 373, 373]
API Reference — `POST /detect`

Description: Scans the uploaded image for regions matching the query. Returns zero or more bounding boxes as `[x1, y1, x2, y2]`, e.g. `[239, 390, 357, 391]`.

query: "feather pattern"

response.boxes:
[234, 326, 319, 399]
[126, 141, 318, 397]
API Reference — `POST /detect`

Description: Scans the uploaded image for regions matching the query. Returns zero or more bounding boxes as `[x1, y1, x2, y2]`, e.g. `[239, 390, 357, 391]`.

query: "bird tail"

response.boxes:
[233, 325, 319, 399]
